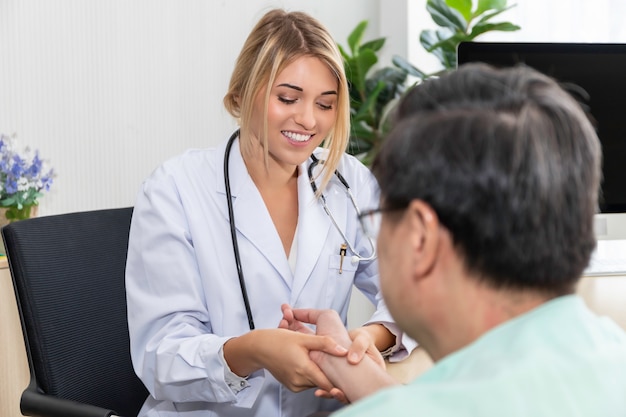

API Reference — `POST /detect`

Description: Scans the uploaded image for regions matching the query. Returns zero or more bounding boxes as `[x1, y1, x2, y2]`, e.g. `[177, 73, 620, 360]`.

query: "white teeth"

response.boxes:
[283, 131, 312, 142]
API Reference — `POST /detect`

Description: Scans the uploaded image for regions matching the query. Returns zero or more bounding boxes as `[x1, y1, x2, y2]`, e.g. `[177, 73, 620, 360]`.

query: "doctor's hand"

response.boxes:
[347, 326, 387, 367]
[265, 328, 349, 393]
[280, 304, 386, 368]
[280, 305, 386, 404]
[279, 305, 353, 403]
[224, 327, 348, 393]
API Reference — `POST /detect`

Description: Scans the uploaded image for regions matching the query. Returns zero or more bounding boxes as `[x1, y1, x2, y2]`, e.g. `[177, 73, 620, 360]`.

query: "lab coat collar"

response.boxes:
[291, 156, 333, 298]
[214, 136, 332, 295]
[215, 136, 292, 284]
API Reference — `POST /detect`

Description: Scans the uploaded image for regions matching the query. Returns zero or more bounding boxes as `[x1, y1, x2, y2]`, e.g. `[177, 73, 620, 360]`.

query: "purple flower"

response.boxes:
[0, 134, 54, 210]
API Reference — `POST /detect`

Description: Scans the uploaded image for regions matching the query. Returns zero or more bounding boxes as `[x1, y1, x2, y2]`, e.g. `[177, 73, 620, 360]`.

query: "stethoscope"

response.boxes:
[224, 130, 377, 330]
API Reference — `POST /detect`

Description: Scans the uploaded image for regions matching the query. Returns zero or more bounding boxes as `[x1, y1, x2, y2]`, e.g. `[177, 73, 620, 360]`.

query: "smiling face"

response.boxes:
[248, 55, 339, 170]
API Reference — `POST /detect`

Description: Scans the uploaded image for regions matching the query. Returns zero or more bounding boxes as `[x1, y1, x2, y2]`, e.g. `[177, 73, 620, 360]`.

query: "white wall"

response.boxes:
[0, 0, 379, 216]
[4, 0, 626, 217]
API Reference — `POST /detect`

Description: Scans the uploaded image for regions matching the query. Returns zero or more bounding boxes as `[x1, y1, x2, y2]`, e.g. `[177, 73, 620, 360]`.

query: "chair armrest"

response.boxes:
[21, 389, 117, 417]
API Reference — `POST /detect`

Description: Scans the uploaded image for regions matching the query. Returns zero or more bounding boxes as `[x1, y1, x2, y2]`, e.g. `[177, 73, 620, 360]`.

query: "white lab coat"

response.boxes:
[126, 136, 413, 417]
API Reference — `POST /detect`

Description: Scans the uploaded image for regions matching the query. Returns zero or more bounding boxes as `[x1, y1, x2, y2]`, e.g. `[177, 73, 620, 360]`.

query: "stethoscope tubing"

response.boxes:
[308, 154, 377, 263]
[224, 130, 376, 330]
[224, 129, 256, 330]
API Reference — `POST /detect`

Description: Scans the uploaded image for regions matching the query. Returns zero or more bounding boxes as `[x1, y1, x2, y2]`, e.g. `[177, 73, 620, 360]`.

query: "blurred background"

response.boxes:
[1, 0, 625, 216]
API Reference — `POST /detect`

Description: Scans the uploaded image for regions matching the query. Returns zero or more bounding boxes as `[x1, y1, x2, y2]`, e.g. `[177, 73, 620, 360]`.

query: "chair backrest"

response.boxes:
[3, 207, 148, 417]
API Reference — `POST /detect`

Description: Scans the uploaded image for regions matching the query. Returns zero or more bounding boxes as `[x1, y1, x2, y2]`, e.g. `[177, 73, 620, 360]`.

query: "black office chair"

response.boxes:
[2, 207, 149, 417]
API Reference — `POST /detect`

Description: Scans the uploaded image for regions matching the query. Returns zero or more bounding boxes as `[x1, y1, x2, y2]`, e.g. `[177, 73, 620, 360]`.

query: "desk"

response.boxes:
[1, 266, 625, 413]
[577, 273, 626, 331]
[0, 258, 28, 417]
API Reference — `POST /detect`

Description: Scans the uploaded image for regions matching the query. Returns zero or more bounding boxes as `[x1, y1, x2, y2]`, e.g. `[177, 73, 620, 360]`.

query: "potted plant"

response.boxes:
[342, 0, 520, 163]
[0, 133, 54, 223]
[339, 20, 409, 166]
[394, 0, 521, 77]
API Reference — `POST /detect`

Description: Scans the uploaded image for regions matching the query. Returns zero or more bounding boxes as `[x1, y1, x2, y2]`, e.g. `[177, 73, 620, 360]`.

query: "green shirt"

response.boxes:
[335, 295, 626, 417]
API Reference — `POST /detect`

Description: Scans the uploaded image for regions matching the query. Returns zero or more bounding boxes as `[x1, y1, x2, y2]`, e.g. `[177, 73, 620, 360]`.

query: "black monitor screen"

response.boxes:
[457, 42, 626, 213]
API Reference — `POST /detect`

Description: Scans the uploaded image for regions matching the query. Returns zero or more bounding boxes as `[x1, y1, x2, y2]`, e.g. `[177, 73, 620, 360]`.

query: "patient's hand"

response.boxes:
[280, 305, 390, 404]
[280, 305, 355, 403]
[280, 305, 351, 346]
[280, 305, 385, 367]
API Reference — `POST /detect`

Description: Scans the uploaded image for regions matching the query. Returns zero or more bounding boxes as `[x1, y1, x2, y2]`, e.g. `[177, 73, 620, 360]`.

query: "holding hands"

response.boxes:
[279, 304, 391, 403]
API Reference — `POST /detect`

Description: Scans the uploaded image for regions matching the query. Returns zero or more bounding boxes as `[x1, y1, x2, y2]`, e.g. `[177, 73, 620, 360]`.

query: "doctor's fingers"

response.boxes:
[280, 303, 295, 323]
[268, 345, 335, 392]
[278, 304, 313, 334]
[292, 361, 336, 393]
[278, 318, 314, 334]
[302, 333, 349, 357]
[346, 328, 383, 366]
[315, 387, 350, 405]
[290, 308, 342, 328]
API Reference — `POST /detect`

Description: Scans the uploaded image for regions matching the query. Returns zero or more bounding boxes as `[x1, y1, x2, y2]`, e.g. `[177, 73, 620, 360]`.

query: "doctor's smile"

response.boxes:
[282, 130, 314, 143]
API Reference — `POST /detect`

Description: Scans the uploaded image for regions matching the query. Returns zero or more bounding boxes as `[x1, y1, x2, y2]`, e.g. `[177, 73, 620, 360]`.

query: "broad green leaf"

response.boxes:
[420, 28, 455, 52]
[344, 58, 360, 88]
[441, 49, 458, 69]
[347, 20, 368, 55]
[420, 28, 453, 51]
[392, 55, 428, 79]
[355, 81, 385, 125]
[347, 132, 375, 154]
[353, 49, 378, 94]
[446, 0, 472, 21]
[350, 121, 376, 141]
[426, 31, 470, 52]
[351, 121, 375, 135]
[368, 66, 407, 92]
[476, 5, 518, 24]
[362, 38, 386, 53]
[476, 0, 507, 16]
[338, 44, 350, 61]
[1, 197, 16, 206]
[359, 152, 377, 167]
[468, 21, 520, 39]
[427, 0, 468, 32]
[367, 67, 407, 119]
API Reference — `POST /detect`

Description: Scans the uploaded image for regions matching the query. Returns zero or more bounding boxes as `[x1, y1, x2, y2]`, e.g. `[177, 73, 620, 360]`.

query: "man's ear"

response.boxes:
[406, 200, 440, 278]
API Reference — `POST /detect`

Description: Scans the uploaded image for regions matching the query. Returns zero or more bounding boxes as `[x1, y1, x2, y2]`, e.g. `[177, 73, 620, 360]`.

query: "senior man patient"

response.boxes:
[281, 63, 626, 417]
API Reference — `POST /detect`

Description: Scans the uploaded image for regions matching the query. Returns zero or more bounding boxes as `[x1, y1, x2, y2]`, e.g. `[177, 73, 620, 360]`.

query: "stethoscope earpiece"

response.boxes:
[351, 255, 360, 264]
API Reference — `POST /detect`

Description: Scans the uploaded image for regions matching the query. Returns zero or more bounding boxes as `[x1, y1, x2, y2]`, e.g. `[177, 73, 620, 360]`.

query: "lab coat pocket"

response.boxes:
[327, 253, 358, 306]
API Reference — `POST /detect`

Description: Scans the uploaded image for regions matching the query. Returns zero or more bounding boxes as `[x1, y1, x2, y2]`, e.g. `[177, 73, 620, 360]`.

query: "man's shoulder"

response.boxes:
[333, 296, 626, 417]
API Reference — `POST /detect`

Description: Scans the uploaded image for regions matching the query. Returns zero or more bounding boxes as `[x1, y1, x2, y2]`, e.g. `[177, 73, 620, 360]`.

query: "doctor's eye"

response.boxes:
[317, 102, 333, 111]
[278, 96, 297, 105]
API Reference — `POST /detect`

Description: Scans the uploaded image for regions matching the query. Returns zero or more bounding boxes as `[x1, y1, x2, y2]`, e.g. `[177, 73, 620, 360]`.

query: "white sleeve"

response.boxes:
[125, 167, 264, 407]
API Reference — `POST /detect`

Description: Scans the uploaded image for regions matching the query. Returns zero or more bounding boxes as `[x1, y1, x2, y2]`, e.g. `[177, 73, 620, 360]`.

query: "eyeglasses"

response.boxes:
[358, 206, 406, 238]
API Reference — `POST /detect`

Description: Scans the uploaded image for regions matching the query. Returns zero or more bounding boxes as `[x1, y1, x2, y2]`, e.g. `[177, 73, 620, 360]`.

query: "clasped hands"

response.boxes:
[277, 304, 386, 403]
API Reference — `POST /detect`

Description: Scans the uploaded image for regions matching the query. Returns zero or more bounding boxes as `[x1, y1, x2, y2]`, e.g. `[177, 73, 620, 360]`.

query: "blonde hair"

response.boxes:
[223, 9, 350, 193]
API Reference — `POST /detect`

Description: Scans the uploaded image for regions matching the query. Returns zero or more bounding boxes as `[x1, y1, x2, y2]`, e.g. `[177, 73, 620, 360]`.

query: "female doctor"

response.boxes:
[125, 8, 414, 417]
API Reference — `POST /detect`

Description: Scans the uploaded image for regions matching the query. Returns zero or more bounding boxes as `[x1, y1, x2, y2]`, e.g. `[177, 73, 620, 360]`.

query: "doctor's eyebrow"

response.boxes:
[277, 83, 337, 96]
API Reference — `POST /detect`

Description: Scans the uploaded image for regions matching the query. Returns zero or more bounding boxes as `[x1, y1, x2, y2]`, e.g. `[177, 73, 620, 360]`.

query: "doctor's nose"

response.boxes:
[293, 103, 316, 131]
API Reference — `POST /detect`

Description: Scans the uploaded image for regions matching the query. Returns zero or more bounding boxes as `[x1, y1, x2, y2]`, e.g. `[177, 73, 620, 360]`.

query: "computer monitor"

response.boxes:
[457, 42, 626, 242]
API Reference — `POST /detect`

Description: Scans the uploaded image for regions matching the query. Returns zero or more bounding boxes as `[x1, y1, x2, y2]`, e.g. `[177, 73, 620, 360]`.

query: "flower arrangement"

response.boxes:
[0, 133, 54, 222]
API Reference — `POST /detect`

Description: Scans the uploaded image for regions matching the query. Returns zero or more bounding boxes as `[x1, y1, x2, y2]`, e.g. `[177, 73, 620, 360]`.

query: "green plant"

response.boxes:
[394, 0, 520, 78]
[339, 21, 408, 165]
[341, 0, 520, 164]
